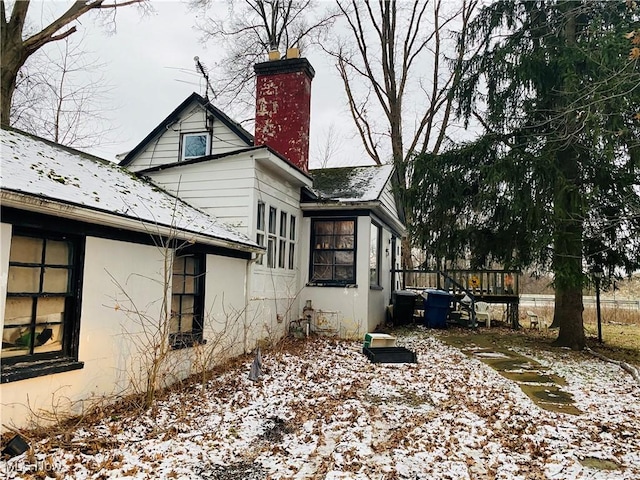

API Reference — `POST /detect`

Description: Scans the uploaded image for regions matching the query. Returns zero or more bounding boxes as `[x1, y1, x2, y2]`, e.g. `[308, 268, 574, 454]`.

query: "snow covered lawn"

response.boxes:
[3, 331, 639, 479]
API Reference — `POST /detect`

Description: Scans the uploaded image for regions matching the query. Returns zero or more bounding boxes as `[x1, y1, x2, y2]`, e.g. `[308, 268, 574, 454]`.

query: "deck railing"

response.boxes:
[392, 269, 520, 298]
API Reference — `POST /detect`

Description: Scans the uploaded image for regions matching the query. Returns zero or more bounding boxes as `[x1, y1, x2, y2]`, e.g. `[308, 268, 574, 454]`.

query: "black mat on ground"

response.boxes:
[362, 346, 417, 363]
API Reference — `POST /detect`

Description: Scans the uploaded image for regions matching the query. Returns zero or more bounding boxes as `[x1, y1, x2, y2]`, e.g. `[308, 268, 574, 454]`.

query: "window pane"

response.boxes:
[43, 267, 69, 293]
[335, 251, 354, 265]
[171, 296, 180, 321]
[184, 134, 207, 158]
[36, 297, 65, 319]
[172, 273, 184, 294]
[269, 207, 277, 234]
[45, 240, 70, 264]
[280, 212, 287, 237]
[256, 233, 264, 265]
[290, 216, 296, 241]
[278, 239, 286, 268]
[336, 221, 354, 235]
[370, 224, 379, 286]
[314, 235, 333, 249]
[179, 314, 194, 333]
[7, 266, 40, 293]
[33, 324, 62, 353]
[335, 235, 354, 249]
[184, 275, 195, 294]
[185, 257, 196, 275]
[173, 257, 186, 274]
[257, 202, 265, 231]
[288, 243, 295, 269]
[315, 221, 333, 235]
[313, 251, 333, 265]
[335, 266, 355, 281]
[2, 327, 31, 358]
[170, 309, 180, 334]
[312, 265, 333, 281]
[181, 296, 194, 314]
[10, 236, 43, 263]
[4, 298, 32, 326]
[267, 237, 276, 268]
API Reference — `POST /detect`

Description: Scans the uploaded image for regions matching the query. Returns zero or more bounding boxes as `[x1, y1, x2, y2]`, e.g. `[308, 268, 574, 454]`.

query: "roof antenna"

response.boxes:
[194, 56, 216, 101]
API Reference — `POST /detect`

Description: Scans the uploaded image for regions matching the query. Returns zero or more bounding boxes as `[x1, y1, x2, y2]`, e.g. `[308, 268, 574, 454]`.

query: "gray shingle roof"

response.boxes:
[309, 164, 393, 202]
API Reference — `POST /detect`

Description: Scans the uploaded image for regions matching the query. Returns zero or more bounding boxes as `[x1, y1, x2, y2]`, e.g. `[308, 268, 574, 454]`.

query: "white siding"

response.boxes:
[205, 255, 253, 357]
[249, 163, 304, 338]
[0, 235, 251, 431]
[126, 102, 251, 172]
[1, 238, 167, 430]
[380, 179, 400, 222]
[144, 155, 306, 344]
[298, 215, 372, 339]
[143, 154, 256, 235]
[211, 119, 250, 155]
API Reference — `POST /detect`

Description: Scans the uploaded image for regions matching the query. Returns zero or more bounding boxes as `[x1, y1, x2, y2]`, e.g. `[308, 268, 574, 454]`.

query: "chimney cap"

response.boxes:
[254, 57, 315, 80]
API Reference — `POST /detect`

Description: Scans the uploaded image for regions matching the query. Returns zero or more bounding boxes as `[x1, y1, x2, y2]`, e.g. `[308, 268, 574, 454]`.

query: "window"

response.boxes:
[256, 202, 265, 265]
[310, 218, 356, 285]
[288, 216, 296, 270]
[267, 207, 277, 268]
[170, 253, 205, 348]
[181, 133, 210, 160]
[370, 223, 381, 287]
[2, 230, 84, 381]
[278, 211, 287, 268]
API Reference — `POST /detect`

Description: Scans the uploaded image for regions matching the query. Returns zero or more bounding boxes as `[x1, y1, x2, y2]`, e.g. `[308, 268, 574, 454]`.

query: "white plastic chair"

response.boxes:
[527, 310, 539, 329]
[475, 302, 492, 327]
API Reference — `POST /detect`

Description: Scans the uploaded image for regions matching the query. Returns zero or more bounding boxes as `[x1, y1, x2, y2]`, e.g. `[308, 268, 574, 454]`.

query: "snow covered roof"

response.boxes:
[310, 164, 394, 202]
[0, 128, 259, 251]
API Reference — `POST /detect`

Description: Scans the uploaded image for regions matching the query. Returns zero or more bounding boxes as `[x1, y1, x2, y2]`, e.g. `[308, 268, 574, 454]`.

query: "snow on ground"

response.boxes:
[2, 331, 639, 479]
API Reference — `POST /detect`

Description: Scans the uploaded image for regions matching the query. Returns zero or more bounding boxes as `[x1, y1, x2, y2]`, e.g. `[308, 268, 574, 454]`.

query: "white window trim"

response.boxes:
[181, 132, 211, 160]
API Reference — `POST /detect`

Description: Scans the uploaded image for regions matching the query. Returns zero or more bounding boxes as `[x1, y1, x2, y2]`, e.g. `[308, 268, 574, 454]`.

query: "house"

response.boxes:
[0, 53, 405, 431]
[119, 53, 405, 338]
[0, 128, 263, 431]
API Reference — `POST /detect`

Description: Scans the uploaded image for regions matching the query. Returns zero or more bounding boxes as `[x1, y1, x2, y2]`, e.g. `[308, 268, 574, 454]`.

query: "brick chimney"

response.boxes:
[254, 50, 315, 172]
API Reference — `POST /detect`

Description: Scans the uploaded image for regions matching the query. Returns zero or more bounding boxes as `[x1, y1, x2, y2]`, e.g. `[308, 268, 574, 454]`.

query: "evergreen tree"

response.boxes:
[409, 0, 640, 350]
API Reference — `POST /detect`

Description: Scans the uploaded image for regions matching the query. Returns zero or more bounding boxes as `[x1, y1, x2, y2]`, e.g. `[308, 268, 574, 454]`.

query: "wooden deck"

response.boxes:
[391, 269, 521, 327]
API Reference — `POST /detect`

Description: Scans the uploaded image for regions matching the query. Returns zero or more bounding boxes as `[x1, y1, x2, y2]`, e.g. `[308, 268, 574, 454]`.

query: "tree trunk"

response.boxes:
[553, 284, 584, 350]
[551, 146, 586, 350]
[1, 31, 27, 126]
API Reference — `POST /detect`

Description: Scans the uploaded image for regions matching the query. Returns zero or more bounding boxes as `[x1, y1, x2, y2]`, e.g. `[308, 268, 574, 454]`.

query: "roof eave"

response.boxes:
[254, 149, 314, 186]
[1, 190, 264, 254]
[301, 199, 406, 237]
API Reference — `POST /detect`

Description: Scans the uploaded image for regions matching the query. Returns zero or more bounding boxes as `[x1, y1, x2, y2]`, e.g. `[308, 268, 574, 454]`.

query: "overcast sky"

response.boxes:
[68, 0, 367, 167]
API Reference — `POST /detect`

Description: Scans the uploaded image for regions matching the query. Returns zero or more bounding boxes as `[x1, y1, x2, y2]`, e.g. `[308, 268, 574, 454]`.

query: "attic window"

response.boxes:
[182, 133, 210, 160]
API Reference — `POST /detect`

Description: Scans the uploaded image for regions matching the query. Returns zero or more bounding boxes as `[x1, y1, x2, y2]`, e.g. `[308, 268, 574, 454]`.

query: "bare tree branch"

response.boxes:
[191, 0, 338, 123]
[1, 0, 149, 126]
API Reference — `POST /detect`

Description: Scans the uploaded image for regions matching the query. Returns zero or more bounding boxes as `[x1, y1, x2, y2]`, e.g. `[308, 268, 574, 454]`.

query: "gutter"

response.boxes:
[1, 191, 264, 254]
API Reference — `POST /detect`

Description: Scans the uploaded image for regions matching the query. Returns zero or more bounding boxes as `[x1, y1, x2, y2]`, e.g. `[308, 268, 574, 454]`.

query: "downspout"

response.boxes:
[390, 236, 397, 298]
[244, 253, 259, 354]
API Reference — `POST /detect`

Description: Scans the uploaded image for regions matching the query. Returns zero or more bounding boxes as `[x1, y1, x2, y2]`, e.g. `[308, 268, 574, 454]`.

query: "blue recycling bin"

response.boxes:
[423, 289, 452, 328]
